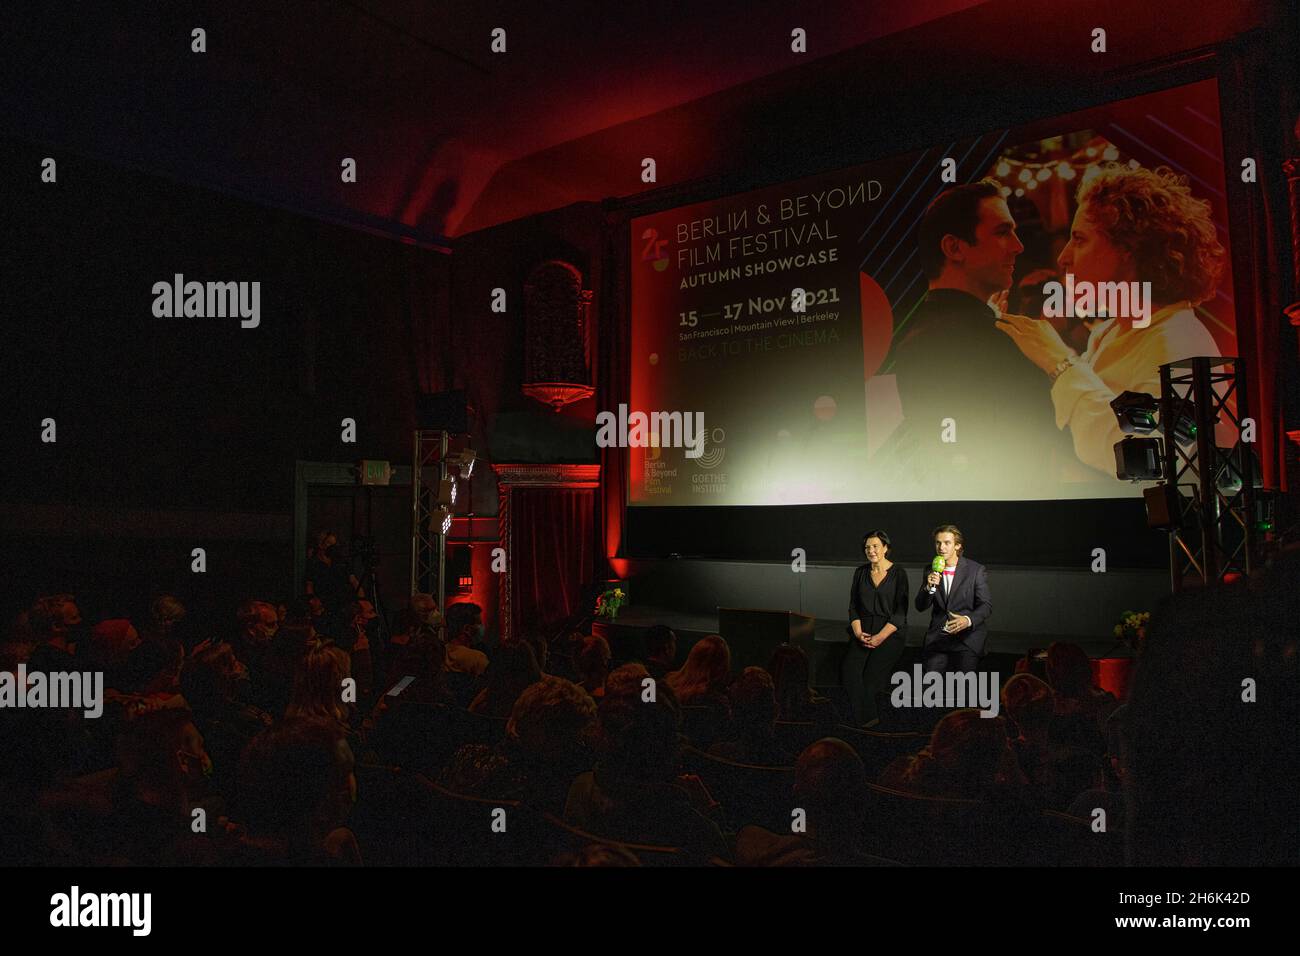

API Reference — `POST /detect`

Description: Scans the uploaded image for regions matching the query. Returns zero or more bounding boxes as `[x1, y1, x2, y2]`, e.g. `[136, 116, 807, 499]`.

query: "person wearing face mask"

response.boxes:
[442, 602, 489, 707]
[180, 643, 272, 804]
[409, 592, 442, 628]
[230, 599, 280, 674]
[26, 594, 85, 673]
[995, 164, 1226, 477]
[64, 708, 219, 865]
[843, 530, 910, 726]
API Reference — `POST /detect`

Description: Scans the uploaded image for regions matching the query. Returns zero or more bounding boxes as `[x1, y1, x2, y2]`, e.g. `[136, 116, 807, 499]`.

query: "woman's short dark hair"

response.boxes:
[861, 530, 891, 555]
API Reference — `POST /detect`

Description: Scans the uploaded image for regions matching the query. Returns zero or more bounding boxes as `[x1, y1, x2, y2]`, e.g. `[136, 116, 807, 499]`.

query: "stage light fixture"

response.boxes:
[437, 476, 457, 508]
[1113, 436, 1163, 482]
[1143, 483, 1181, 530]
[1109, 390, 1205, 448]
[1169, 400, 1200, 447]
[434, 505, 452, 535]
[447, 448, 477, 478]
[1216, 448, 1262, 493]
[1109, 390, 1159, 434]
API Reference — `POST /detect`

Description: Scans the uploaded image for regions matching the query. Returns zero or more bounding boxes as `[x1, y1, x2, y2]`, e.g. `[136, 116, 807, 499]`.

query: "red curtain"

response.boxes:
[511, 486, 596, 632]
[1221, 40, 1296, 491]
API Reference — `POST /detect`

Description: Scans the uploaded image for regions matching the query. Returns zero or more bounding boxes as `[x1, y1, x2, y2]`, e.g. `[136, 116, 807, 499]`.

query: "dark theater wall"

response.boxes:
[0, 136, 450, 614]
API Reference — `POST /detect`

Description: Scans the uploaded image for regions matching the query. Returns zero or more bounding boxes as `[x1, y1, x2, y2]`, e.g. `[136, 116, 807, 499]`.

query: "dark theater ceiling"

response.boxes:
[2, 0, 1269, 245]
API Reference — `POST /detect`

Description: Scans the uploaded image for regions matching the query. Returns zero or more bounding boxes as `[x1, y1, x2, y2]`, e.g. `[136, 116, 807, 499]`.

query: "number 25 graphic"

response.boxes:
[640, 228, 668, 262]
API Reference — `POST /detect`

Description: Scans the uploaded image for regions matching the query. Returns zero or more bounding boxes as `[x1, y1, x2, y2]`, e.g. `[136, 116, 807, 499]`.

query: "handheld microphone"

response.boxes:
[926, 555, 946, 594]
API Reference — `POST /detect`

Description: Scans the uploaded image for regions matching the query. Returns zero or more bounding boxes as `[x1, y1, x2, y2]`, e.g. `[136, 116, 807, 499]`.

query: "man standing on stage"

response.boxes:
[916, 524, 990, 674]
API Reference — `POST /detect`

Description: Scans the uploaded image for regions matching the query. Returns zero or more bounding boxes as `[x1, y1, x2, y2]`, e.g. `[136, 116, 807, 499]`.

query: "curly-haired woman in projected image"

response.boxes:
[995, 164, 1226, 477]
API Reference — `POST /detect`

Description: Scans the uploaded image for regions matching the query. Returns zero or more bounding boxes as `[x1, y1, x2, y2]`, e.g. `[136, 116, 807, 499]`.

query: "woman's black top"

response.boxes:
[848, 563, 909, 637]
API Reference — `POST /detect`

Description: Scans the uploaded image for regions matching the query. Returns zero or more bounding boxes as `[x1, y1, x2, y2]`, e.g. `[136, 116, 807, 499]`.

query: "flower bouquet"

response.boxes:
[594, 587, 626, 620]
[1113, 610, 1150, 654]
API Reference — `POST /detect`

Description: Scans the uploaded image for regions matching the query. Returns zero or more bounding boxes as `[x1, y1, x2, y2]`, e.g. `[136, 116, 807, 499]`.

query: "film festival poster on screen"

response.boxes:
[628, 78, 1237, 509]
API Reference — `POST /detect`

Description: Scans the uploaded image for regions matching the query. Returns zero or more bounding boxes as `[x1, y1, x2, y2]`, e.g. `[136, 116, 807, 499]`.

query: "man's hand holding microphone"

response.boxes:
[925, 555, 945, 593]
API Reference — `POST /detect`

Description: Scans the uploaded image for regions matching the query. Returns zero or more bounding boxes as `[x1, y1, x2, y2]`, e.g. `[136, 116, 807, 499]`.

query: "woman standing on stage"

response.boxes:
[842, 530, 909, 726]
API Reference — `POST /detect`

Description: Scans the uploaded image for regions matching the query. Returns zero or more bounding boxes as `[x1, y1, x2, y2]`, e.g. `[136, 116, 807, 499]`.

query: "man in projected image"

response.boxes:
[887, 179, 1067, 497]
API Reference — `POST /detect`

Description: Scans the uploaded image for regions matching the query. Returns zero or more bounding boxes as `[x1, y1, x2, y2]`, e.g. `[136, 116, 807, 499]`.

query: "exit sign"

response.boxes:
[360, 460, 391, 485]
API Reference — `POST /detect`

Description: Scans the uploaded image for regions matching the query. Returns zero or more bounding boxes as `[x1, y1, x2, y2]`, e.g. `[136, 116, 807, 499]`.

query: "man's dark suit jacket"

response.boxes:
[886, 288, 1071, 497]
[914, 557, 992, 656]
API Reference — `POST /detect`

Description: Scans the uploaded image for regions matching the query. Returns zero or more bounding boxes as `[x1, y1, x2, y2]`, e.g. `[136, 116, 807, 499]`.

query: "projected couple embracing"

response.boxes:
[887, 165, 1224, 488]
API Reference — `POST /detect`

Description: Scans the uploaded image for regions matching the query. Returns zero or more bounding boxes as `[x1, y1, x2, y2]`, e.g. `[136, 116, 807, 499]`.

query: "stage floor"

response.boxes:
[611, 604, 1129, 660]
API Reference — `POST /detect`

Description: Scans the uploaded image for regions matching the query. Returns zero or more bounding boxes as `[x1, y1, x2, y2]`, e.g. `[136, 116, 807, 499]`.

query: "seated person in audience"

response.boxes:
[230, 717, 361, 866]
[668, 635, 734, 747]
[123, 634, 186, 704]
[230, 598, 279, 674]
[441, 675, 598, 816]
[384, 606, 423, 676]
[667, 634, 733, 713]
[1000, 673, 1055, 797]
[605, 661, 651, 698]
[710, 667, 793, 766]
[286, 645, 373, 764]
[367, 626, 456, 766]
[1125, 549, 1299, 865]
[340, 598, 377, 705]
[0, 634, 92, 791]
[406, 592, 442, 633]
[443, 603, 489, 704]
[25, 593, 83, 673]
[1049, 746, 1119, 819]
[470, 641, 541, 718]
[377, 624, 453, 705]
[1046, 641, 1118, 727]
[180, 643, 273, 804]
[547, 629, 588, 682]
[767, 643, 839, 729]
[735, 738, 872, 866]
[257, 599, 322, 716]
[1048, 708, 1107, 759]
[143, 593, 187, 647]
[82, 617, 142, 692]
[574, 635, 611, 700]
[641, 625, 678, 684]
[48, 709, 217, 865]
[878, 709, 1028, 801]
[85, 634, 191, 773]
[564, 681, 730, 861]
